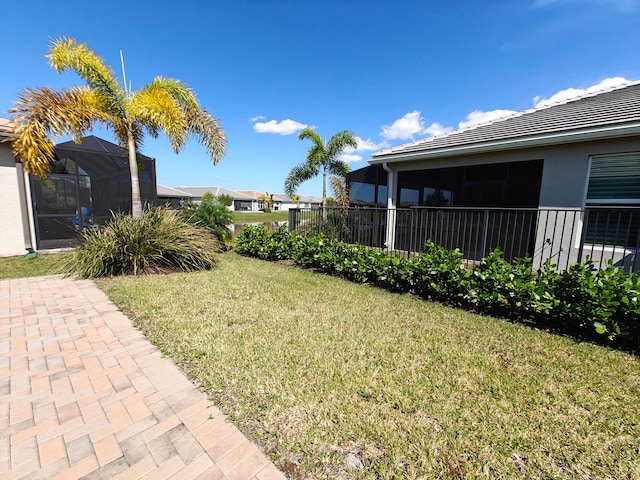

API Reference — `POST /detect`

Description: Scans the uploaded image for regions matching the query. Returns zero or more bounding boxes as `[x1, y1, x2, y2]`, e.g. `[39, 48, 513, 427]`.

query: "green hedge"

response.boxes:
[235, 225, 640, 348]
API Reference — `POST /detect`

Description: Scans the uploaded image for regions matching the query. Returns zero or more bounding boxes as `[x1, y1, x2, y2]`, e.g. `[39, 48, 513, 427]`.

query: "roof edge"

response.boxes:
[370, 123, 640, 164]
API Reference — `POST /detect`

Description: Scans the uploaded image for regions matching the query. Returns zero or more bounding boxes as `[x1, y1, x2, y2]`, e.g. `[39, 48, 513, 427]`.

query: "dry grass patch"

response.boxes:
[99, 252, 640, 479]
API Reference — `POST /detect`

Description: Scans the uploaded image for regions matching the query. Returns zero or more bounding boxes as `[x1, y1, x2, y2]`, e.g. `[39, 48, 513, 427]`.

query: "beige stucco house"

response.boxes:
[0, 118, 35, 257]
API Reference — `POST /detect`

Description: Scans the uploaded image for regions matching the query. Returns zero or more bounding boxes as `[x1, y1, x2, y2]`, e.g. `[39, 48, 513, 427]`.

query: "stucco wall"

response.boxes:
[0, 143, 29, 257]
[386, 135, 639, 209]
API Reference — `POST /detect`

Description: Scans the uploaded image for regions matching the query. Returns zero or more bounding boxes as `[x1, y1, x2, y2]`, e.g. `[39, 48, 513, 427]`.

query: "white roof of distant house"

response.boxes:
[371, 80, 640, 163]
[157, 185, 190, 198]
[0, 117, 14, 138]
[237, 190, 265, 199]
[173, 186, 256, 201]
[275, 194, 323, 203]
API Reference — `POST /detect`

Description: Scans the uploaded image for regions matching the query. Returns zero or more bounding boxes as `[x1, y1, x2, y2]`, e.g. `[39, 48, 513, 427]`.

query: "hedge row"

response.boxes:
[234, 225, 640, 348]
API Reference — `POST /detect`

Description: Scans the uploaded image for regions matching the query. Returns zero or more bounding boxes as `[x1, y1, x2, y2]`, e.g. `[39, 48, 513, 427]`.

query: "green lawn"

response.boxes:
[0, 252, 70, 279]
[232, 210, 288, 223]
[99, 252, 640, 479]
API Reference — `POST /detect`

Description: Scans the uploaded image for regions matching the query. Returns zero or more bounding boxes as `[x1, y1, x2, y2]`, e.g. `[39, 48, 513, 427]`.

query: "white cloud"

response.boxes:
[253, 119, 308, 135]
[344, 136, 383, 154]
[340, 153, 363, 163]
[533, 77, 631, 108]
[380, 111, 425, 140]
[458, 109, 518, 129]
[354, 136, 380, 151]
[423, 122, 454, 137]
[250, 115, 265, 122]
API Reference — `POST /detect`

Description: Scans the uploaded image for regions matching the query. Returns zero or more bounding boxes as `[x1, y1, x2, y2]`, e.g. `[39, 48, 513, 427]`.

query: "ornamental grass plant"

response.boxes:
[62, 207, 222, 277]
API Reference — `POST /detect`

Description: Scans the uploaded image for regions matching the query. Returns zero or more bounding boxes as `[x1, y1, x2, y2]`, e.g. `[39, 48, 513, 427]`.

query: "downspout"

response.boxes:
[382, 162, 396, 252]
[17, 164, 35, 251]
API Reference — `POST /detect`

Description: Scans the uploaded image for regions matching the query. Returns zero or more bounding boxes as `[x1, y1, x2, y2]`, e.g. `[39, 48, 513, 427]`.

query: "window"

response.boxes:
[585, 153, 640, 248]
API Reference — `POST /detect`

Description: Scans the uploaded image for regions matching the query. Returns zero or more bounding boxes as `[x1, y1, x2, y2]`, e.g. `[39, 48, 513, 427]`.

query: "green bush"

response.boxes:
[181, 193, 233, 245]
[63, 208, 222, 277]
[233, 226, 640, 348]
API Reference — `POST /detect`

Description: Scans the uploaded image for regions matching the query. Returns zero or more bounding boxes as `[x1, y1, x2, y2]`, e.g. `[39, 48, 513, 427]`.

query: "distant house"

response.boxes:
[174, 186, 258, 211]
[274, 194, 323, 210]
[157, 185, 191, 208]
[346, 82, 640, 269]
[237, 190, 281, 211]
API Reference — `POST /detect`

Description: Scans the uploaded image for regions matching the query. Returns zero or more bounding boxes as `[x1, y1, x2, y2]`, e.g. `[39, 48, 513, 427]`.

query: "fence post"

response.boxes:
[288, 209, 297, 232]
[481, 209, 489, 257]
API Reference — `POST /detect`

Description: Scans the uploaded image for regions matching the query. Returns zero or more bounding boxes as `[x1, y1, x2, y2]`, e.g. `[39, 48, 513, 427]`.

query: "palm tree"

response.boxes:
[8, 37, 226, 218]
[284, 128, 357, 208]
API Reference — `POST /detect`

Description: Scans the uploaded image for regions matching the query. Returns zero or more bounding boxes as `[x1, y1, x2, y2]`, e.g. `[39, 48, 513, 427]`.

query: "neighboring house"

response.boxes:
[237, 190, 282, 211]
[346, 82, 640, 270]
[275, 194, 323, 210]
[157, 185, 190, 208]
[0, 128, 158, 254]
[0, 118, 34, 256]
[174, 186, 257, 211]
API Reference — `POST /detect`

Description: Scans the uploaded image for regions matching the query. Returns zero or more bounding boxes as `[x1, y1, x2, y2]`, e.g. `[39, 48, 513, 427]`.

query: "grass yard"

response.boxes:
[99, 252, 640, 479]
[233, 210, 289, 223]
[0, 252, 70, 279]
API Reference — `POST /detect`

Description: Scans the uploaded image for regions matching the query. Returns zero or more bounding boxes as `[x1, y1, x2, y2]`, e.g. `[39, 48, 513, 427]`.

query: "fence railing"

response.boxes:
[288, 206, 640, 272]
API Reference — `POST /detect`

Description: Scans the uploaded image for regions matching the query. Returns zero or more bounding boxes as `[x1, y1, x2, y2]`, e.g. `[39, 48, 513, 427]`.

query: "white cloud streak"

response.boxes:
[250, 115, 265, 122]
[340, 153, 363, 163]
[458, 109, 518, 129]
[533, 77, 631, 108]
[423, 122, 454, 137]
[253, 119, 308, 135]
[380, 111, 425, 140]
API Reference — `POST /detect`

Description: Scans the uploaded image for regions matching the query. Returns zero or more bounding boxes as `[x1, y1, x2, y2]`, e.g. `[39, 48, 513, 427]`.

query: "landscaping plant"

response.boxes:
[63, 207, 222, 277]
[182, 193, 233, 245]
[234, 225, 640, 347]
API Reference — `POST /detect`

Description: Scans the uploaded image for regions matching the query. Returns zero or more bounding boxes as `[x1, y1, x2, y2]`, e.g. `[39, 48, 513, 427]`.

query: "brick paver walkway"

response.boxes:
[0, 275, 286, 480]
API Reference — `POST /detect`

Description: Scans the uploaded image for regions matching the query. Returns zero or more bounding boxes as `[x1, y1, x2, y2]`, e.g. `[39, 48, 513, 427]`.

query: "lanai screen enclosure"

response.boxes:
[30, 136, 157, 249]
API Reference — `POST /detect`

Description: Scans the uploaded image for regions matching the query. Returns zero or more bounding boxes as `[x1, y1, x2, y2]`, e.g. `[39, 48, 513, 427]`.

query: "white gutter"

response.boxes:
[370, 123, 640, 164]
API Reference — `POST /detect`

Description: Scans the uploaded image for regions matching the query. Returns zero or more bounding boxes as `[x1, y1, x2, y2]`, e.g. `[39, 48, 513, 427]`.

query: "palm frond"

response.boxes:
[284, 162, 319, 196]
[327, 159, 351, 177]
[184, 107, 226, 165]
[326, 130, 358, 161]
[128, 87, 188, 153]
[329, 175, 350, 209]
[149, 77, 199, 109]
[47, 37, 125, 116]
[9, 86, 110, 176]
[299, 128, 327, 166]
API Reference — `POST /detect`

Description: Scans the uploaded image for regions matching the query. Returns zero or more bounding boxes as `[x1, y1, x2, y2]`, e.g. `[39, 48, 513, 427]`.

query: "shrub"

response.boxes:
[181, 193, 233, 245]
[233, 226, 640, 348]
[63, 208, 222, 277]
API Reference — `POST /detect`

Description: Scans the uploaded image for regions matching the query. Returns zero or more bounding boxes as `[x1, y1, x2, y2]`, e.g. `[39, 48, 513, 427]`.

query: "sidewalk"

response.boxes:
[0, 275, 286, 480]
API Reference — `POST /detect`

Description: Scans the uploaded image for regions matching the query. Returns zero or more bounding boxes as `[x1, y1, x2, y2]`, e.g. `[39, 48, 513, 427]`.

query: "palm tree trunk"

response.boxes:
[127, 133, 143, 218]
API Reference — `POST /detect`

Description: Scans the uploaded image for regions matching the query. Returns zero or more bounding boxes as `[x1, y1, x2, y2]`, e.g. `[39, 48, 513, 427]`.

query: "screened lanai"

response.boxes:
[30, 135, 157, 249]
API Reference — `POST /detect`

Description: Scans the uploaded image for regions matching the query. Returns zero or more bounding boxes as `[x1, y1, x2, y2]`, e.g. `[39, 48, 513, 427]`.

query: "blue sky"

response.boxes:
[1, 0, 639, 196]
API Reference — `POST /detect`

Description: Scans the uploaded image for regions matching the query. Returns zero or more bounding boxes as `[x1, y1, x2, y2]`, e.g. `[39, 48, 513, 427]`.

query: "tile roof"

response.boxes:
[275, 194, 323, 203]
[237, 190, 265, 199]
[157, 185, 190, 197]
[173, 186, 256, 201]
[372, 81, 640, 162]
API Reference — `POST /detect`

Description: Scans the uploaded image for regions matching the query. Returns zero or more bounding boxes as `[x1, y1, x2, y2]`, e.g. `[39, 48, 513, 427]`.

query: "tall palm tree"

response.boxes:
[284, 128, 357, 208]
[8, 37, 226, 218]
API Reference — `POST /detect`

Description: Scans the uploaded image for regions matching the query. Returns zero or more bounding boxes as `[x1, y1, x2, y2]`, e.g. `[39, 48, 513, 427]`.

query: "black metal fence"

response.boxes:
[288, 206, 640, 272]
